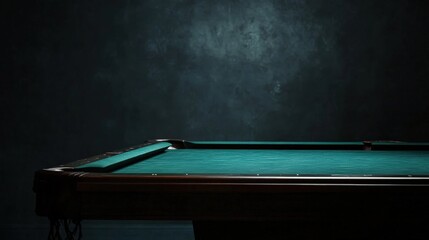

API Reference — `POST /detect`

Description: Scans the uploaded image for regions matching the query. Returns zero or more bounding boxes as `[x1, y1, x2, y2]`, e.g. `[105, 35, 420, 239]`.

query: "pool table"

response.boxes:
[34, 140, 429, 239]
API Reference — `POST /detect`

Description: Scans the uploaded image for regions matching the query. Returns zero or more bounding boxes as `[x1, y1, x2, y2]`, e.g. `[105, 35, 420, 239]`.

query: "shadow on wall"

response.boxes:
[255, 0, 429, 141]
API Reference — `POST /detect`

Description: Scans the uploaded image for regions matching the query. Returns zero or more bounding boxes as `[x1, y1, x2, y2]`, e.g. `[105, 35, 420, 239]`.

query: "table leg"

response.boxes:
[48, 218, 82, 240]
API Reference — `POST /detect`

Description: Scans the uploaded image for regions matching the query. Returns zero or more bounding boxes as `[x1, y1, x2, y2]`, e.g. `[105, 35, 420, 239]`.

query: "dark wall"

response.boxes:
[3, 0, 429, 239]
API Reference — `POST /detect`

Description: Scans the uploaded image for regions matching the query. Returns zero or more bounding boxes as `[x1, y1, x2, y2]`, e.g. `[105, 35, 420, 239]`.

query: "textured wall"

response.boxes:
[3, 0, 429, 239]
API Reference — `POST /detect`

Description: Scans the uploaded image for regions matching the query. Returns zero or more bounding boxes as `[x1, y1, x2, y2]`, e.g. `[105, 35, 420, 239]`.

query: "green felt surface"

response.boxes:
[113, 149, 429, 176]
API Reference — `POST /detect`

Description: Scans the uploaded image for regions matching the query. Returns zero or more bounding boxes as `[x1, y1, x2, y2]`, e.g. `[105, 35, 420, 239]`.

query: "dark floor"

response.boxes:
[0, 221, 195, 240]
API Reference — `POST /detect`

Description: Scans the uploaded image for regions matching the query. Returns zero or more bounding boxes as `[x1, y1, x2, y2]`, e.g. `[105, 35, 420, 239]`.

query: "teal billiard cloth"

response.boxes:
[113, 149, 429, 176]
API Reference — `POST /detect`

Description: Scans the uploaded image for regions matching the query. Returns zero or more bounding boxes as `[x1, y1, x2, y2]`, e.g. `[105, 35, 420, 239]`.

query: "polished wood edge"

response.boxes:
[34, 168, 429, 194]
